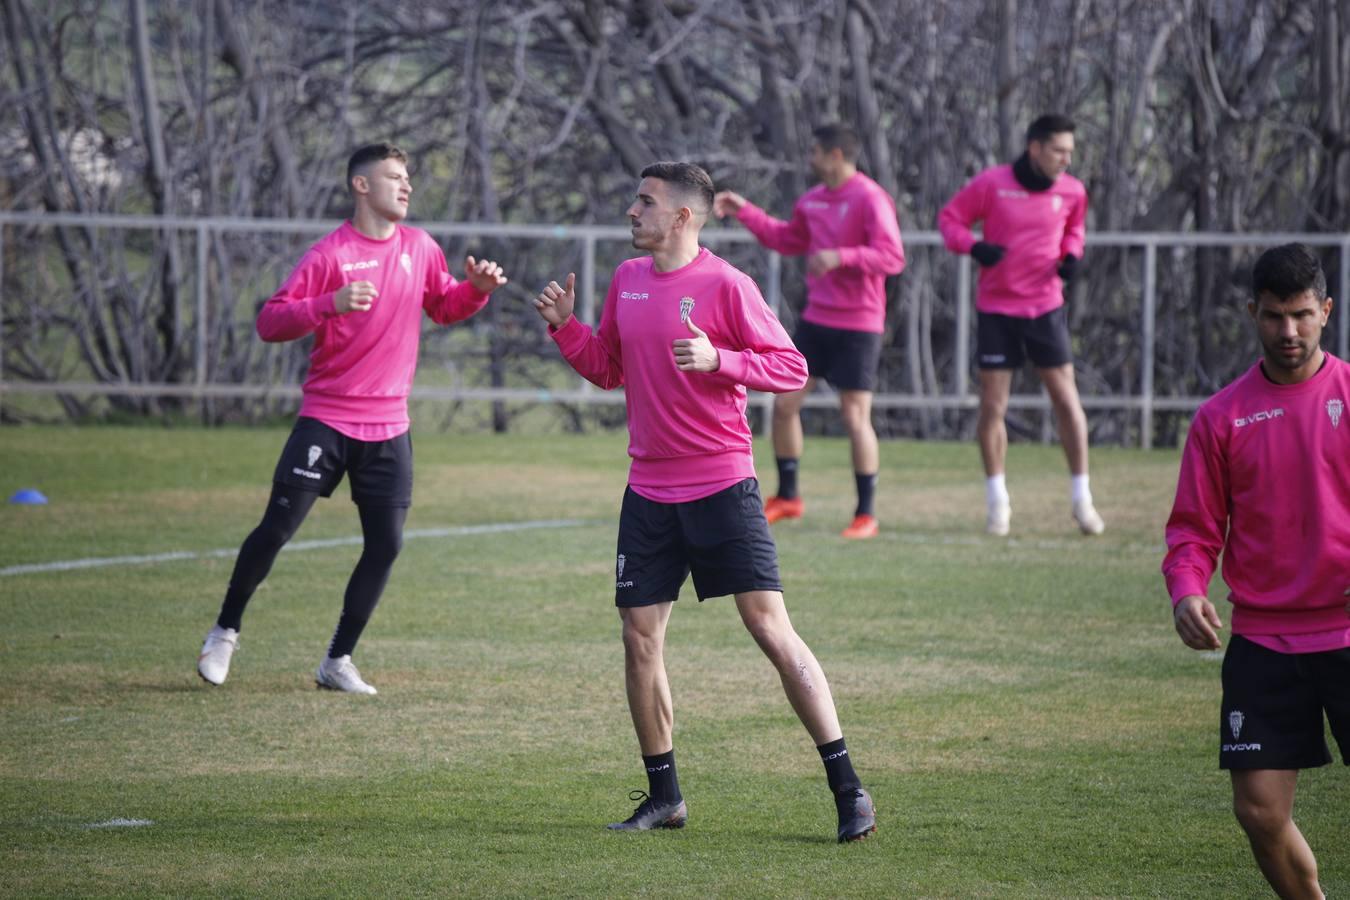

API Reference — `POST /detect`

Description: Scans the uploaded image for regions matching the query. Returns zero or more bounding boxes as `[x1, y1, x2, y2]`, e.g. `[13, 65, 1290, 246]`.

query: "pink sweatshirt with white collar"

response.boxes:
[1163, 355, 1350, 652]
[550, 248, 807, 498]
[256, 221, 489, 431]
[735, 172, 905, 335]
[938, 164, 1087, 318]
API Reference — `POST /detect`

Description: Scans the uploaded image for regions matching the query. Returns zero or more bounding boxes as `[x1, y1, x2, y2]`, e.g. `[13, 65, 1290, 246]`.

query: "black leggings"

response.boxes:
[216, 483, 406, 657]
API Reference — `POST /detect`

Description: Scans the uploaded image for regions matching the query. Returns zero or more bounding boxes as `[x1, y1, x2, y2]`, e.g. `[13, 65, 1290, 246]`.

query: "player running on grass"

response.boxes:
[1163, 244, 1349, 900]
[938, 114, 1104, 537]
[533, 161, 876, 842]
[715, 124, 905, 539]
[195, 142, 508, 694]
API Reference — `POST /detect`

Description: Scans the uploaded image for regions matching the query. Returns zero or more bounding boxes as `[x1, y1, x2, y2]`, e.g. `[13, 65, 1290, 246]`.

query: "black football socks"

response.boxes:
[776, 457, 800, 500]
[643, 750, 682, 803]
[817, 737, 861, 794]
[854, 473, 877, 518]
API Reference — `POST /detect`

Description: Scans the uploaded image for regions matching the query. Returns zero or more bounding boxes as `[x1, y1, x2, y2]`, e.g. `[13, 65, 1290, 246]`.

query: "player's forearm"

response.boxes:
[937, 208, 978, 254]
[550, 317, 624, 389]
[737, 204, 810, 256]
[838, 242, 906, 275]
[255, 294, 336, 342]
[714, 347, 808, 393]
[427, 281, 490, 325]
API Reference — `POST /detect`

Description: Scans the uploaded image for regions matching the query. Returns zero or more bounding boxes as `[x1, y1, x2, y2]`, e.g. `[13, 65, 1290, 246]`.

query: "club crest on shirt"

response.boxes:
[400, 252, 412, 275]
[679, 297, 695, 323]
[1327, 398, 1344, 428]
[1051, 194, 1063, 213]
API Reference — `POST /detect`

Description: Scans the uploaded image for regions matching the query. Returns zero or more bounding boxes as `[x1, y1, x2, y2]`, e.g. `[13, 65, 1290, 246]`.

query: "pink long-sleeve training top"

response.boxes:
[735, 172, 905, 335]
[256, 221, 489, 437]
[1163, 355, 1350, 653]
[550, 247, 808, 502]
[938, 164, 1087, 318]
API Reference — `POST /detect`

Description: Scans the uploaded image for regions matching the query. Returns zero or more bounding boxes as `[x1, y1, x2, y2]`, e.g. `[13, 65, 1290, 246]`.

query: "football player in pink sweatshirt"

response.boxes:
[939, 114, 1104, 537]
[715, 124, 906, 540]
[195, 143, 508, 694]
[534, 162, 876, 843]
[1163, 244, 1349, 900]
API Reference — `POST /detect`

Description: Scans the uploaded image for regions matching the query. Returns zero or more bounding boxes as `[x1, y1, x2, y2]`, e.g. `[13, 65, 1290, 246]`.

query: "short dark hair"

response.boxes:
[812, 123, 861, 162]
[640, 161, 715, 216]
[1252, 243, 1328, 302]
[1026, 115, 1075, 145]
[347, 142, 408, 192]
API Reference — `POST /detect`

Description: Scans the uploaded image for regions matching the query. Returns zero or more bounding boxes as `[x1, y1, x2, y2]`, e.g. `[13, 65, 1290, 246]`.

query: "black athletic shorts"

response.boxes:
[272, 416, 413, 507]
[614, 478, 782, 607]
[976, 307, 1073, 369]
[793, 320, 883, 391]
[1219, 634, 1350, 770]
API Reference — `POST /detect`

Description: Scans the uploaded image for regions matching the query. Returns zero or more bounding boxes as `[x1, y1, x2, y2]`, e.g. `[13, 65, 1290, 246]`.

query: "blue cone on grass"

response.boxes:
[9, 488, 48, 505]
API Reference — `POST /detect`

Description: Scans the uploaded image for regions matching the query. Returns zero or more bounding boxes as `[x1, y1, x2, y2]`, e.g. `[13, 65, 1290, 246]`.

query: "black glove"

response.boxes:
[971, 241, 1005, 267]
[1058, 253, 1080, 282]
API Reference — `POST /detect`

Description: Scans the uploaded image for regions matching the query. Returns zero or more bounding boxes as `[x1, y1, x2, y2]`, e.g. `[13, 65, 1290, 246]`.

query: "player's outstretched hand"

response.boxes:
[713, 191, 747, 219]
[1173, 595, 1223, 651]
[335, 280, 377, 313]
[534, 273, 576, 328]
[465, 256, 508, 293]
[672, 318, 720, 373]
[807, 249, 842, 277]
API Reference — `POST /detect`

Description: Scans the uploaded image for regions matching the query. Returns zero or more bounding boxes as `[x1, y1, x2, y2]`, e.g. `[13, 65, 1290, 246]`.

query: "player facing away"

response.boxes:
[533, 162, 876, 842]
[195, 143, 508, 693]
[714, 124, 906, 539]
[1163, 244, 1349, 900]
[938, 114, 1104, 537]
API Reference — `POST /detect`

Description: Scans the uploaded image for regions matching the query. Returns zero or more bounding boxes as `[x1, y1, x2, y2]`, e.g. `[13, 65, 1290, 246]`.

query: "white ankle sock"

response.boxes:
[1071, 474, 1091, 504]
[986, 474, 1009, 507]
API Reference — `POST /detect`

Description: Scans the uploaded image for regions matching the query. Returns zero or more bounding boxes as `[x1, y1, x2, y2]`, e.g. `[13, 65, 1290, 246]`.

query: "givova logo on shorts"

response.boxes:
[1223, 709, 1261, 752]
[291, 444, 323, 481]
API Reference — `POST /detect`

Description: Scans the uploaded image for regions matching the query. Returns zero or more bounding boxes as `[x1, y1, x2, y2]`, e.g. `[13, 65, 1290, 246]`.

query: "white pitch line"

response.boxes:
[83, 818, 154, 829]
[0, 519, 592, 578]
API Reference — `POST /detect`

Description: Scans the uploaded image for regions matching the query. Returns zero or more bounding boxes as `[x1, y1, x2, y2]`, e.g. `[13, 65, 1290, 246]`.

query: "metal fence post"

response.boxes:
[767, 251, 782, 316]
[1141, 242, 1157, 449]
[580, 234, 597, 396]
[761, 252, 783, 437]
[955, 255, 970, 399]
[0, 222, 5, 422]
[1341, 238, 1349, 360]
[196, 223, 209, 392]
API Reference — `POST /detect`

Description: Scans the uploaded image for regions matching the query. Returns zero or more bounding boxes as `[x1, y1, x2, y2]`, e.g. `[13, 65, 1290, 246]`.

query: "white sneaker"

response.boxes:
[986, 501, 1011, 536]
[1072, 499, 1106, 535]
[197, 625, 239, 685]
[316, 655, 378, 695]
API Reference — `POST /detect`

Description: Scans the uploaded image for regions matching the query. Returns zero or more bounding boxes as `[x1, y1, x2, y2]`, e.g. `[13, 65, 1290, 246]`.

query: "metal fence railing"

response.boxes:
[1, 211, 1347, 448]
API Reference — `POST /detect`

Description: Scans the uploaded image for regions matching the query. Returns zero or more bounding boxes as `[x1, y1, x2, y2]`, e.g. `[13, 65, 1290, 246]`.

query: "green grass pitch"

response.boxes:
[1, 425, 1346, 898]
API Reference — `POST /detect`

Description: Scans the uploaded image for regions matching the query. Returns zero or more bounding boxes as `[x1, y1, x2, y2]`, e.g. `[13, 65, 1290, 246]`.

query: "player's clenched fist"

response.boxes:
[712, 191, 746, 219]
[335, 280, 378, 313]
[534, 272, 576, 328]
